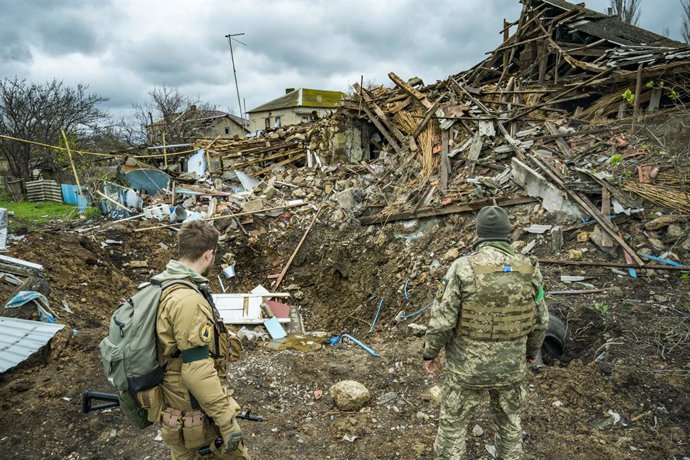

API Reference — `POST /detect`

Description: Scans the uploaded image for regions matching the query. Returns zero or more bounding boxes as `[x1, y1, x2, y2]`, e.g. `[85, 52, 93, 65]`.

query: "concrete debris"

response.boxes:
[329, 380, 371, 411]
[521, 240, 537, 255]
[524, 224, 553, 234]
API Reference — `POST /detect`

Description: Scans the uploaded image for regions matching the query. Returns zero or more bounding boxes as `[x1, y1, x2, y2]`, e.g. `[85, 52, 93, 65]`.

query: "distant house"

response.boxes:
[247, 88, 345, 132]
[191, 110, 249, 139]
[148, 108, 248, 142]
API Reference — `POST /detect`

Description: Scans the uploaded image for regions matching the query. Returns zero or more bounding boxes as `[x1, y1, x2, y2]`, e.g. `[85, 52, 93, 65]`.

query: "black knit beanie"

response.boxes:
[475, 206, 511, 240]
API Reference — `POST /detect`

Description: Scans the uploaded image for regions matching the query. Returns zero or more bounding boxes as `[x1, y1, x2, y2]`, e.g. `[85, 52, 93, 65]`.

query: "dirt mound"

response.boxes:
[0, 211, 689, 459]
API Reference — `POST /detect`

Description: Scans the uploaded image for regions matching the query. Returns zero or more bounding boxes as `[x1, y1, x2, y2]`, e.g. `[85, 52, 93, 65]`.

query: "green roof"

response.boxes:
[247, 88, 345, 113]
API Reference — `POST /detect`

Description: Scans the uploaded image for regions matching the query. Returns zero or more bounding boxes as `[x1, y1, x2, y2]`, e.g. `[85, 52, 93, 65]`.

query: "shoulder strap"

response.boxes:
[151, 278, 200, 292]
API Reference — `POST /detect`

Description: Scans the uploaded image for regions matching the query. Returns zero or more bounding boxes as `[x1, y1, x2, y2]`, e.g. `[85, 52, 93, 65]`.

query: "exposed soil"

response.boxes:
[0, 209, 689, 460]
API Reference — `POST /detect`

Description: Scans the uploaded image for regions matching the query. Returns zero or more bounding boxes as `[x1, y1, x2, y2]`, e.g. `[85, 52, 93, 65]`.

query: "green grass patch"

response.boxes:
[0, 195, 101, 231]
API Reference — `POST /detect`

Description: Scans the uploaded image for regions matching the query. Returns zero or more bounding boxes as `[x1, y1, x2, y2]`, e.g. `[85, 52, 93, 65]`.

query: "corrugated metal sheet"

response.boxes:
[0, 316, 65, 373]
[25, 179, 63, 203]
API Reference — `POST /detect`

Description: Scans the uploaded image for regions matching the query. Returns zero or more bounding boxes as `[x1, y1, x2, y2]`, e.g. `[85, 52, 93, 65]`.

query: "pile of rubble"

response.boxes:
[83, 0, 690, 281]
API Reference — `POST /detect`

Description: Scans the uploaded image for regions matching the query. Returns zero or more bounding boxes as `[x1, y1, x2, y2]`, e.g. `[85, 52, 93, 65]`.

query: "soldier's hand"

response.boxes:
[424, 357, 442, 376]
[527, 356, 537, 364]
[220, 418, 243, 452]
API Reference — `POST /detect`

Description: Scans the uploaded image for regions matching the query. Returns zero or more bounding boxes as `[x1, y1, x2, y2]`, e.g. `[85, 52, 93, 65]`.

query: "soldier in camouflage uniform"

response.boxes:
[423, 206, 548, 460]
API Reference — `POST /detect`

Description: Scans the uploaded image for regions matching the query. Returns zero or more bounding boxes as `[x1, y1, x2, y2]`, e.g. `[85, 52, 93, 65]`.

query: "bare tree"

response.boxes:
[0, 78, 108, 180]
[682, 0, 690, 44]
[123, 86, 218, 147]
[609, 0, 642, 25]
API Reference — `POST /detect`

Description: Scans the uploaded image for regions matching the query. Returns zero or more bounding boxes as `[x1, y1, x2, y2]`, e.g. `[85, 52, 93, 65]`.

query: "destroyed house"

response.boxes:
[247, 88, 346, 132]
[464, 0, 690, 118]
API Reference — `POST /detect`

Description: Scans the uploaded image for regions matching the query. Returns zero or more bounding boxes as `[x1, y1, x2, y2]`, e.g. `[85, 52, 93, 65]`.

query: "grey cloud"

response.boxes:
[0, 0, 116, 63]
[0, 0, 684, 119]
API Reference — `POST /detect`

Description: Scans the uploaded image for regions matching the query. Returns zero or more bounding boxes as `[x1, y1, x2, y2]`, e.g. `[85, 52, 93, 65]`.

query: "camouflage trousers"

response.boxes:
[434, 379, 526, 460]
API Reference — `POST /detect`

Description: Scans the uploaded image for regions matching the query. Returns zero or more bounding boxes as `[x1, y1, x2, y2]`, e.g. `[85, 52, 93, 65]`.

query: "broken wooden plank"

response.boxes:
[508, 69, 611, 122]
[601, 187, 614, 247]
[229, 148, 305, 168]
[440, 129, 449, 193]
[249, 153, 306, 177]
[466, 132, 484, 175]
[359, 196, 536, 225]
[0, 255, 43, 271]
[647, 87, 662, 112]
[354, 84, 405, 155]
[388, 72, 433, 109]
[633, 63, 643, 118]
[273, 205, 324, 289]
[545, 122, 573, 157]
[358, 85, 407, 145]
[360, 104, 402, 155]
[412, 96, 443, 138]
[529, 154, 644, 265]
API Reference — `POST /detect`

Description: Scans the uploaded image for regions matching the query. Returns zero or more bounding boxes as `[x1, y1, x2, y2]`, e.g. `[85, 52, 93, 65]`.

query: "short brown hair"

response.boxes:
[177, 221, 219, 261]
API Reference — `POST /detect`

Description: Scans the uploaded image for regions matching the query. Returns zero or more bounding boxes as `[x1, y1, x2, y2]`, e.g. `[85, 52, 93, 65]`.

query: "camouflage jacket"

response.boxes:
[423, 240, 549, 388]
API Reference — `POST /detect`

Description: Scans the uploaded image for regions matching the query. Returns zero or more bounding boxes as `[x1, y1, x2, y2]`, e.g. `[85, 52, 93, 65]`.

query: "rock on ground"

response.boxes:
[329, 380, 370, 411]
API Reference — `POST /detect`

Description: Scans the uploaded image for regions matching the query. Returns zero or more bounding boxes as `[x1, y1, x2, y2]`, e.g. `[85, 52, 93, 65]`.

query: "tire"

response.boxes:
[540, 313, 566, 364]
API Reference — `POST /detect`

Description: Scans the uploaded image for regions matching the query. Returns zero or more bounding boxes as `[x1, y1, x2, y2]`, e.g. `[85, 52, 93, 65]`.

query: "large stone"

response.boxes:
[648, 237, 665, 251]
[292, 188, 307, 199]
[335, 189, 356, 211]
[329, 380, 370, 411]
[644, 215, 685, 231]
[407, 323, 428, 337]
[666, 224, 684, 239]
[443, 247, 460, 261]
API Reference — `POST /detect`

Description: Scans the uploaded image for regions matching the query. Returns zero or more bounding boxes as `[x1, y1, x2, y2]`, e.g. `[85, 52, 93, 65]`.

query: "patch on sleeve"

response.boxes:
[200, 323, 213, 343]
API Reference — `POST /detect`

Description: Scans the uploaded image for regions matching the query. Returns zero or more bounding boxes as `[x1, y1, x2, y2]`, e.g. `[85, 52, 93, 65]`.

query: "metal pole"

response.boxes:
[225, 33, 245, 120]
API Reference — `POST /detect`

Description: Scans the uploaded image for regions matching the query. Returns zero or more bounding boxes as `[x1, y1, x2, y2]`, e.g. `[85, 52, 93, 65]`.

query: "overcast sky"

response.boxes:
[0, 0, 685, 122]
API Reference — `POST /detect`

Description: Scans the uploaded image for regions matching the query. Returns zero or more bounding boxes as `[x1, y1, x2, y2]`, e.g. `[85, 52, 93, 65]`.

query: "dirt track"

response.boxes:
[0, 213, 689, 459]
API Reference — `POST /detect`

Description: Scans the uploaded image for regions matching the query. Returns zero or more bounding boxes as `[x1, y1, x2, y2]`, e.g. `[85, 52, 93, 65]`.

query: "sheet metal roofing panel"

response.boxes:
[0, 316, 65, 373]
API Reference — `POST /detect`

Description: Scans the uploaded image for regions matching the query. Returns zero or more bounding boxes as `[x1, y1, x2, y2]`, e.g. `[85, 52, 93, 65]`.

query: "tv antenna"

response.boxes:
[225, 33, 246, 123]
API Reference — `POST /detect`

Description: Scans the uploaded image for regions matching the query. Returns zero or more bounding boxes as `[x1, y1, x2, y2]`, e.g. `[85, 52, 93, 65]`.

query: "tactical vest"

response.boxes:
[455, 254, 536, 341]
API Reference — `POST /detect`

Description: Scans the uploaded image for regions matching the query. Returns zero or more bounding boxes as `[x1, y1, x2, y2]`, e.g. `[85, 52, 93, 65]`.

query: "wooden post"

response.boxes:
[648, 88, 662, 112]
[503, 19, 510, 71]
[601, 187, 613, 247]
[538, 42, 548, 84]
[162, 130, 168, 168]
[60, 128, 85, 212]
[171, 181, 176, 206]
[96, 191, 130, 212]
[551, 226, 564, 252]
[633, 63, 643, 119]
[440, 129, 449, 193]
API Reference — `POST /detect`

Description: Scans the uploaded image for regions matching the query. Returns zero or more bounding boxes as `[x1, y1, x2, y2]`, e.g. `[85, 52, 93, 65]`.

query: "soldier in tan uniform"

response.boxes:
[151, 221, 250, 459]
[423, 206, 549, 460]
